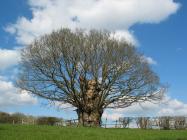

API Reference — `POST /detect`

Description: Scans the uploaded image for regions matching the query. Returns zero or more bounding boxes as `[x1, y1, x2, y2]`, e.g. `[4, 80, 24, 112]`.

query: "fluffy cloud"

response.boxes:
[141, 55, 157, 65]
[102, 96, 187, 121]
[102, 111, 123, 121]
[2, 0, 182, 114]
[5, 0, 180, 45]
[111, 30, 138, 46]
[0, 48, 20, 70]
[0, 76, 37, 108]
[157, 98, 187, 116]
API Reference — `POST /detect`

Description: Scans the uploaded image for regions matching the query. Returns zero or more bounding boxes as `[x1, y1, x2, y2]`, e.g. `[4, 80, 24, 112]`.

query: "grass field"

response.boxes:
[0, 124, 187, 140]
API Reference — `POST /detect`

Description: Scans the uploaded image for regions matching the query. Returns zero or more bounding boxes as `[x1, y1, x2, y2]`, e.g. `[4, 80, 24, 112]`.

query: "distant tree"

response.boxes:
[136, 117, 150, 129]
[10, 112, 26, 124]
[37, 117, 60, 125]
[159, 116, 171, 130]
[0, 112, 11, 123]
[26, 115, 37, 124]
[119, 117, 132, 128]
[174, 116, 186, 130]
[17, 28, 165, 126]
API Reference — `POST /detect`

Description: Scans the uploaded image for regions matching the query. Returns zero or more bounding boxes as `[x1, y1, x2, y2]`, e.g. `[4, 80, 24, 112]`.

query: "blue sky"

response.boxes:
[132, 1, 187, 102]
[0, 0, 187, 120]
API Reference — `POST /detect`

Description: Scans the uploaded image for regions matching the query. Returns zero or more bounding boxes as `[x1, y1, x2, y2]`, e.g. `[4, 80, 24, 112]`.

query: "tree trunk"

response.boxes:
[76, 79, 103, 127]
[76, 109, 103, 127]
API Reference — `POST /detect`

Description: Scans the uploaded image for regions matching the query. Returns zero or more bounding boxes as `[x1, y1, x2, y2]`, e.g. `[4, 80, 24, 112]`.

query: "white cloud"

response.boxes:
[111, 30, 138, 46]
[0, 48, 20, 70]
[157, 97, 187, 116]
[103, 112, 123, 121]
[2, 0, 183, 116]
[0, 76, 37, 108]
[141, 55, 157, 65]
[102, 96, 187, 121]
[5, 0, 180, 45]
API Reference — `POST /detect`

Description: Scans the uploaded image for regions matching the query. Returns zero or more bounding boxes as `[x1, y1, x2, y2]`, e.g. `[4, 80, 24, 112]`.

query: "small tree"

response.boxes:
[17, 28, 165, 126]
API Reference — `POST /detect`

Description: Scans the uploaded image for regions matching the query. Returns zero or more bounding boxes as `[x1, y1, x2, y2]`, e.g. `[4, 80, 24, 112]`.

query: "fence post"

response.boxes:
[105, 118, 107, 128]
[115, 120, 118, 128]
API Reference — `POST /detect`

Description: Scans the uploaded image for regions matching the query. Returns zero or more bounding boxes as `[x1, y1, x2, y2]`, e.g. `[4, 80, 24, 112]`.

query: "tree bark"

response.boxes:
[76, 79, 103, 127]
[76, 109, 103, 127]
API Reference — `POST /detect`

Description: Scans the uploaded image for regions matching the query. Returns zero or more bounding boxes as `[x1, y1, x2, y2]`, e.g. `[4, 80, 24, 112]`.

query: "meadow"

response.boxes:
[0, 124, 187, 140]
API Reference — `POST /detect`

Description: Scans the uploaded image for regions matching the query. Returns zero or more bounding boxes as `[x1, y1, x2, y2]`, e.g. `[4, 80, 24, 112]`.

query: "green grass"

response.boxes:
[0, 124, 187, 140]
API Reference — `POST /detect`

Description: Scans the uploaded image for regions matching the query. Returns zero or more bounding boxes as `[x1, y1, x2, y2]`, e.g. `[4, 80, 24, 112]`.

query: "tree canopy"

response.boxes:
[17, 28, 165, 126]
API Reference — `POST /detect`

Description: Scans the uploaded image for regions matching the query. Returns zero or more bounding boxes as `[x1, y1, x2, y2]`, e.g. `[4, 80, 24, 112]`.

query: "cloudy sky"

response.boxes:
[0, 0, 187, 120]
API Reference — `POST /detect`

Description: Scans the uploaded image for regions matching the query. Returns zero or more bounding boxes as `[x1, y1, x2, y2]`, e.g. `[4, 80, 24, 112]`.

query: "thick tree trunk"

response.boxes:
[76, 79, 103, 127]
[76, 109, 103, 127]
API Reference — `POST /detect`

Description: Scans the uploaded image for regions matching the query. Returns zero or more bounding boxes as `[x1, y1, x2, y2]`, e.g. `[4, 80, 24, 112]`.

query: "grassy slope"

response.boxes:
[0, 124, 187, 140]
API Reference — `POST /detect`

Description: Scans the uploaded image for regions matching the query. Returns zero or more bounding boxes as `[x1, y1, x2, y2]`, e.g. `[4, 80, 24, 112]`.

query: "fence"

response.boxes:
[1, 114, 187, 130]
[101, 116, 187, 129]
[54, 116, 187, 130]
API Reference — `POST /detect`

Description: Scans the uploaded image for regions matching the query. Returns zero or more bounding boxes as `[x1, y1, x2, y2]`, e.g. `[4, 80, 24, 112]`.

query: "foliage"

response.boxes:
[0, 111, 61, 125]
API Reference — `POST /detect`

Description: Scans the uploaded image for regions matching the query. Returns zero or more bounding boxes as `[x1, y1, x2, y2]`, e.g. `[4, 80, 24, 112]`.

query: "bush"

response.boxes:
[37, 117, 60, 125]
[0, 112, 11, 123]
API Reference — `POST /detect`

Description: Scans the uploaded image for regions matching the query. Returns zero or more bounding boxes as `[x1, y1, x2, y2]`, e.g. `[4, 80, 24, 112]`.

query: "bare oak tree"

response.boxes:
[17, 28, 165, 126]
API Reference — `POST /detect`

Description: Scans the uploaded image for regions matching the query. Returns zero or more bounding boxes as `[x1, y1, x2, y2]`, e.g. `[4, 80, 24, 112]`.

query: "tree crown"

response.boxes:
[18, 28, 165, 110]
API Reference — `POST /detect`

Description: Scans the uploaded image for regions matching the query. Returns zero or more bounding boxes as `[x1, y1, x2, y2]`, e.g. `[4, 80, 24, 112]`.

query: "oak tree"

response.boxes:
[17, 28, 165, 126]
